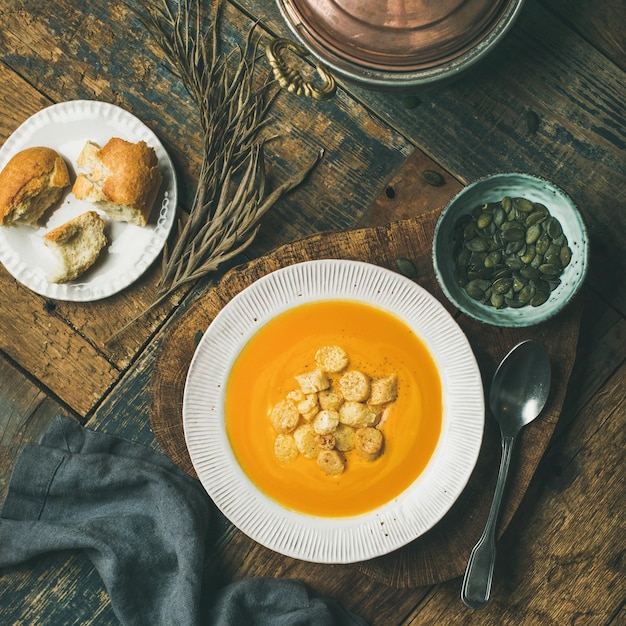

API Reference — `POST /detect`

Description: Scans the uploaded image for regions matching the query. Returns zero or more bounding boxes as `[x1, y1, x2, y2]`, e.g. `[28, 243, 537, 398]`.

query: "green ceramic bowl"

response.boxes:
[432, 173, 589, 327]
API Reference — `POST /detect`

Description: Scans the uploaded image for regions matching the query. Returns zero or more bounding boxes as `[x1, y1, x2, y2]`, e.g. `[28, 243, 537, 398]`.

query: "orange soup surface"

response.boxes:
[225, 299, 443, 517]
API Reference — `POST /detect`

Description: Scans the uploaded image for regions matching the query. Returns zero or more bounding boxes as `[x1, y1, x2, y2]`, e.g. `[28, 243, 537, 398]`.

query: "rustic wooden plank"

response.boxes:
[0, 355, 74, 502]
[204, 526, 428, 625]
[249, 0, 626, 313]
[401, 363, 626, 625]
[0, 0, 418, 361]
[0, 266, 120, 415]
[148, 209, 583, 589]
[543, 0, 626, 71]
[0, 357, 115, 625]
[559, 294, 626, 424]
[0, 62, 52, 139]
[357, 149, 464, 227]
[0, 552, 117, 625]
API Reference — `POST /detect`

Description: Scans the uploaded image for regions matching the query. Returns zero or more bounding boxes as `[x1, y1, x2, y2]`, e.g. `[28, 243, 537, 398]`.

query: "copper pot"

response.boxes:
[275, 0, 526, 91]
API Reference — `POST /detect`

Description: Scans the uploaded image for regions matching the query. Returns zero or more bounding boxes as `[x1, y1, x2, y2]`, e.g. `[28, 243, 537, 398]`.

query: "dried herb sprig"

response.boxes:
[109, 0, 322, 341]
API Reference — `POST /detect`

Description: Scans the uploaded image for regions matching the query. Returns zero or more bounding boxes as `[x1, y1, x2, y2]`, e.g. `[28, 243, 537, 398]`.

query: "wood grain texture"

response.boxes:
[0, 0, 423, 418]
[0, 266, 120, 415]
[0, 0, 624, 623]
[544, 0, 626, 71]
[400, 362, 626, 626]
[0, 0, 416, 370]
[248, 0, 626, 313]
[149, 207, 582, 588]
[0, 356, 73, 502]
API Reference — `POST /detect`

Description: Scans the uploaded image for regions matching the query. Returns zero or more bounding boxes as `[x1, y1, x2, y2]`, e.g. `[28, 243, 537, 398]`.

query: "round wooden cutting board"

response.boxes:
[149, 208, 582, 587]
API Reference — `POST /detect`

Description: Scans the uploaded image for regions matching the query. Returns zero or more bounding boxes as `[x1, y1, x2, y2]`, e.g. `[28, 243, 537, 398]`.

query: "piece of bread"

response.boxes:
[0, 146, 71, 227]
[43, 210, 108, 283]
[72, 138, 163, 226]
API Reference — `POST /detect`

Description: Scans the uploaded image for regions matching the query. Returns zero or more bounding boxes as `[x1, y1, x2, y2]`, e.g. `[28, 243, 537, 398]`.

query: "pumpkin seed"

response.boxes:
[466, 237, 491, 252]
[504, 229, 527, 243]
[464, 222, 477, 240]
[546, 243, 561, 258]
[457, 247, 471, 267]
[530, 252, 544, 268]
[484, 251, 502, 268]
[491, 292, 505, 308]
[493, 206, 506, 227]
[526, 210, 548, 226]
[466, 282, 486, 301]
[525, 110, 540, 134]
[539, 263, 561, 278]
[525, 223, 542, 245]
[520, 245, 536, 265]
[544, 253, 562, 268]
[422, 169, 445, 187]
[505, 295, 526, 308]
[396, 257, 418, 279]
[476, 211, 493, 229]
[450, 195, 571, 311]
[520, 265, 540, 280]
[493, 277, 513, 294]
[513, 197, 534, 213]
[506, 240, 525, 255]
[531, 291, 550, 307]
[518, 283, 536, 304]
[505, 256, 525, 270]
[547, 216, 563, 238]
[536, 233, 550, 255]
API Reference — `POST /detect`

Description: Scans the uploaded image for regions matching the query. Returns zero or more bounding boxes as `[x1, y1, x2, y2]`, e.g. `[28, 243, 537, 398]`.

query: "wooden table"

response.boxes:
[1, 0, 624, 624]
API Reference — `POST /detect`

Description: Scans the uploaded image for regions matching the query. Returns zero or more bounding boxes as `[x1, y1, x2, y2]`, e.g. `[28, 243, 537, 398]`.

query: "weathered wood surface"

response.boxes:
[1, 0, 625, 623]
[149, 207, 582, 588]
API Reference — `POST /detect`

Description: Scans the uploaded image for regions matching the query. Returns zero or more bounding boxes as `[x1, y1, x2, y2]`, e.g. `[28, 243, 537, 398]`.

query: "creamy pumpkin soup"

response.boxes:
[225, 299, 442, 517]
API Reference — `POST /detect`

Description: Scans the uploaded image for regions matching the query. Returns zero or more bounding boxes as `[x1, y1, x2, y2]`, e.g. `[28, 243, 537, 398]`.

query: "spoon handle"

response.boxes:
[461, 433, 515, 609]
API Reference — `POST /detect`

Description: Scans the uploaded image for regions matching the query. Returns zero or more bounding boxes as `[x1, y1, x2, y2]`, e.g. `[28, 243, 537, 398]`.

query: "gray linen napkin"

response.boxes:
[0, 416, 367, 626]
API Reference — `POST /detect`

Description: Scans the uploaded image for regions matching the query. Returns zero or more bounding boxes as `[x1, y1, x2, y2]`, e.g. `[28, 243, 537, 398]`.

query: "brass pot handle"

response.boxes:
[266, 38, 336, 101]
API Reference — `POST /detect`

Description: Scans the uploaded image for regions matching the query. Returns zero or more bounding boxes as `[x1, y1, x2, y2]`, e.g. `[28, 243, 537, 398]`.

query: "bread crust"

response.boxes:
[43, 210, 107, 282]
[0, 146, 70, 226]
[72, 138, 163, 226]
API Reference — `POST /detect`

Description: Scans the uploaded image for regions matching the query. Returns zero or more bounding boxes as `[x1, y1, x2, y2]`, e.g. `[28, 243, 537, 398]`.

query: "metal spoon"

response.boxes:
[461, 339, 551, 609]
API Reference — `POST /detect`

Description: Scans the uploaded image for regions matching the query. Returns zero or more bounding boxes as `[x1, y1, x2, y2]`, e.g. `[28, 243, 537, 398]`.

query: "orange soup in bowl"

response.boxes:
[225, 299, 443, 517]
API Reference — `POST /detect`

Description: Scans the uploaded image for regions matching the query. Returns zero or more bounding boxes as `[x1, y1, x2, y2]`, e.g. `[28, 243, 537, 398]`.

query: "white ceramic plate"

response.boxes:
[183, 260, 484, 564]
[0, 100, 177, 301]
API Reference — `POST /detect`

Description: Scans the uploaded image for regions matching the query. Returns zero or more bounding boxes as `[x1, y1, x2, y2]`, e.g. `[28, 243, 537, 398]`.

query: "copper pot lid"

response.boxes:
[278, 0, 513, 71]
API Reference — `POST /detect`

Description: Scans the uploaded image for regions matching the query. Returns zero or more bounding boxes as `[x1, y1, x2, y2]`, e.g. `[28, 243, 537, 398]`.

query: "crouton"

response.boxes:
[338, 401, 378, 428]
[315, 433, 336, 450]
[274, 434, 299, 463]
[370, 374, 398, 405]
[286, 389, 306, 404]
[312, 409, 339, 435]
[333, 424, 356, 452]
[269, 399, 300, 433]
[338, 370, 370, 402]
[293, 424, 320, 459]
[318, 389, 344, 411]
[316, 449, 345, 476]
[315, 345, 349, 373]
[355, 427, 384, 462]
[295, 369, 330, 394]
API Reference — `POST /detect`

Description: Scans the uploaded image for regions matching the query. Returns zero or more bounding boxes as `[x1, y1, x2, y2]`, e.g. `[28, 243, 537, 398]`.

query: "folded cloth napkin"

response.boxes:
[0, 416, 368, 626]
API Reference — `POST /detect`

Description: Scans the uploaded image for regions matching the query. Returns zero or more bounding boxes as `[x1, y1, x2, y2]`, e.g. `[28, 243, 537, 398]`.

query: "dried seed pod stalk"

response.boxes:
[110, 0, 322, 340]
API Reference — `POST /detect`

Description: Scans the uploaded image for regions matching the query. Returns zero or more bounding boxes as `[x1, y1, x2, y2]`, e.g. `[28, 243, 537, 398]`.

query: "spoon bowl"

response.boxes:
[489, 340, 552, 436]
[461, 340, 551, 609]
